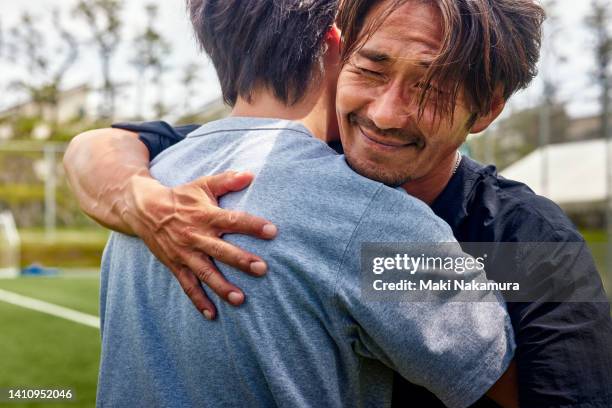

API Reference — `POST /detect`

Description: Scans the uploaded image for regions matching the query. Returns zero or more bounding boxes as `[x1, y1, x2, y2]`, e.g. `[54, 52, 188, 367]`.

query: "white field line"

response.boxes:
[0, 288, 100, 329]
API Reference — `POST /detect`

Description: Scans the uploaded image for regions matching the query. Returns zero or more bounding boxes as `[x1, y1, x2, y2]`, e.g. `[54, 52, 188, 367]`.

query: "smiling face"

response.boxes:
[336, 0, 481, 187]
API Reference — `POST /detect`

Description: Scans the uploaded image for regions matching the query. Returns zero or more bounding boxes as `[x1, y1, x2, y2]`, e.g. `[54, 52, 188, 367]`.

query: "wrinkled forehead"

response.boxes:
[353, 0, 443, 64]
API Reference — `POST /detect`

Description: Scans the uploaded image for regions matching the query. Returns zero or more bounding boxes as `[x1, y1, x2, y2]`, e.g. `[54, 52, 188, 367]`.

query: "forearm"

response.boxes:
[63, 128, 151, 235]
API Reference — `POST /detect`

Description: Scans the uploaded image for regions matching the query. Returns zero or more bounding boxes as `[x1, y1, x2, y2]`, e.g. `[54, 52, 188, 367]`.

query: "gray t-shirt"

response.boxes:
[97, 117, 515, 408]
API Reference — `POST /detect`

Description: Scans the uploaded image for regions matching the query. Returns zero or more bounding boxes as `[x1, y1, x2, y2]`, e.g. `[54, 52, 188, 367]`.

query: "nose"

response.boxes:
[367, 81, 416, 130]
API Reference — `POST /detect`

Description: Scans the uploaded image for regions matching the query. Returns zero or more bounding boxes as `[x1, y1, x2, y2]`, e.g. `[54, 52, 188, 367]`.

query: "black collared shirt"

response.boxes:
[113, 121, 612, 407]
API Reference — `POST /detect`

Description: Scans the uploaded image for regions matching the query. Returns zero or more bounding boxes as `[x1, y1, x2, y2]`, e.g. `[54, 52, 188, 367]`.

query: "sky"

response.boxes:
[0, 0, 221, 119]
[0, 0, 606, 121]
[511, 1, 601, 118]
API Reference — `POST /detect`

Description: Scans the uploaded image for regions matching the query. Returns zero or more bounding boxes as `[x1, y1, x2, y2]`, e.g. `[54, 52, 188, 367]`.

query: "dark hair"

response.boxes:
[338, 0, 546, 121]
[187, 0, 338, 106]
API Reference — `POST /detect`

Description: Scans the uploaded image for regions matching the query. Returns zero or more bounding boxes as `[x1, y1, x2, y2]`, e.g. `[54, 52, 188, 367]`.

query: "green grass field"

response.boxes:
[0, 276, 100, 408]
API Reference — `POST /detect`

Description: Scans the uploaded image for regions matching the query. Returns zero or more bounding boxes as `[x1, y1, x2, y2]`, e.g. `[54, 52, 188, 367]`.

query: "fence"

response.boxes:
[0, 141, 101, 235]
[0, 141, 108, 270]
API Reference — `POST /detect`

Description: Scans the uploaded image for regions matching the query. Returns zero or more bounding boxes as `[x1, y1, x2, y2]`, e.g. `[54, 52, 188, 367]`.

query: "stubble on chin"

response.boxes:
[344, 152, 413, 187]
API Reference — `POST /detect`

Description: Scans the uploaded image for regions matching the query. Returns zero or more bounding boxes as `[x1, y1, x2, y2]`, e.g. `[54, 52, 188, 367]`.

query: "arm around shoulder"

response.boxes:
[63, 126, 281, 317]
[63, 128, 151, 234]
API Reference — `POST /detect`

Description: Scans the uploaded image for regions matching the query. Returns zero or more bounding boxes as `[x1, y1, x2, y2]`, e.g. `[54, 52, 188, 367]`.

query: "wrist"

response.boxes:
[117, 169, 155, 236]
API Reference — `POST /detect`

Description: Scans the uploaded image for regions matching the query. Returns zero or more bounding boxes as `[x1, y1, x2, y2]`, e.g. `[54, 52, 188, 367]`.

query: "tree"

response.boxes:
[538, 0, 568, 195]
[130, 3, 171, 119]
[181, 62, 201, 113]
[8, 13, 48, 85]
[540, 1, 567, 104]
[6, 10, 79, 128]
[74, 0, 123, 119]
[585, 0, 612, 275]
[469, 104, 571, 170]
[0, 17, 5, 60]
[586, 0, 612, 127]
[51, 10, 79, 94]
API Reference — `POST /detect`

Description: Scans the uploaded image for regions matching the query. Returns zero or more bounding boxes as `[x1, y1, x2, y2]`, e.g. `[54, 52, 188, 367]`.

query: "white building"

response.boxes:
[0, 84, 92, 139]
[502, 138, 612, 226]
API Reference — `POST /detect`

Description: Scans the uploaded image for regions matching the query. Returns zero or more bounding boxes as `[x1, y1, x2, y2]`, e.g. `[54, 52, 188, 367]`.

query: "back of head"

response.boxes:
[187, 0, 339, 106]
[338, 0, 546, 120]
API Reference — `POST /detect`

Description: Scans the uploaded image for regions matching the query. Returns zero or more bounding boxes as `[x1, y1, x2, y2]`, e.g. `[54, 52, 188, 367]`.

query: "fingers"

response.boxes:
[199, 171, 255, 197]
[173, 265, 218, 320]
[182, 253, 246, 308]
[211, 209, 278, 239]
[192, 171, 278, 239]
[192, 235, 268, 276]
[130, 171, 279, 318]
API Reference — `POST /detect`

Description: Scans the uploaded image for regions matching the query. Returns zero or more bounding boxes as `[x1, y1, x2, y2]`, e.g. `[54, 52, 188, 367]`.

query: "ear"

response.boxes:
[470, 91, 506, 134]
[323, 24, 342, 68]
[326, 24, 341, 50]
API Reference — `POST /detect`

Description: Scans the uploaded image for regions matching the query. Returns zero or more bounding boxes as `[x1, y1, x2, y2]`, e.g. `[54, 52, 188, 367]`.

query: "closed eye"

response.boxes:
[356, 66, 383, 78]
[415, 82, 445, 95]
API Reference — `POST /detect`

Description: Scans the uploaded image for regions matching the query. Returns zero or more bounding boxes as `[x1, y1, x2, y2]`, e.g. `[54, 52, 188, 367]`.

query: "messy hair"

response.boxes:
[338, 0, 546, 121]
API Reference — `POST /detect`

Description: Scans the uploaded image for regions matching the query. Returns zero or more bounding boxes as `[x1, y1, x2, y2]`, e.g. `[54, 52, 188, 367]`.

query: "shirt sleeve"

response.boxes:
[111, 121, 199, 160]
[509, 226, 612, 408]
[333, 187, 516, 408]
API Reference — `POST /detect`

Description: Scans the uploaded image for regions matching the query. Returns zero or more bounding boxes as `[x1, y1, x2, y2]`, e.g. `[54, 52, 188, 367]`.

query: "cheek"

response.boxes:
[336, 73, 374, 115]
[416, 107, 472, 147]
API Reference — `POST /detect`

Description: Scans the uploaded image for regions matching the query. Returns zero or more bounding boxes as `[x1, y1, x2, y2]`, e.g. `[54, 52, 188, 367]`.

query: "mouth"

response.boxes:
[357, 125, 419, 150]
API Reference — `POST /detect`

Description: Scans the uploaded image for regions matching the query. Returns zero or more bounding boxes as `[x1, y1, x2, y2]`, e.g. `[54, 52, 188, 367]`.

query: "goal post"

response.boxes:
[0, 211, 20, 278]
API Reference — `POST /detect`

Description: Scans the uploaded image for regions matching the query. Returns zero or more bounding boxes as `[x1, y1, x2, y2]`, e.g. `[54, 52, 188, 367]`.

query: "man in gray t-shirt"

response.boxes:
[99, 118, 514, 407]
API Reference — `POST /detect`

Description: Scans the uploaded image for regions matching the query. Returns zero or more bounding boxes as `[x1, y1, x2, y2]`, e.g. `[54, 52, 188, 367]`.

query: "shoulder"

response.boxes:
[465, 158, 582, 243]
[112, 121, 197, 140]
[502, 186, 582, 242]
[112, 121, 199, 160]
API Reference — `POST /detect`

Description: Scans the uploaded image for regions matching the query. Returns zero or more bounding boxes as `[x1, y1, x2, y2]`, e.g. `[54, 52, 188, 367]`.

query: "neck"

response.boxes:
[401, 151, 459, 205]
[230, 85, 337, 143]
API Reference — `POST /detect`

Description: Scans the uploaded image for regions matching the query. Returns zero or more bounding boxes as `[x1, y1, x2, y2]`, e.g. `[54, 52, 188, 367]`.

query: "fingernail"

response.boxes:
[250, 261, 267, 276]
[228, 291, 244, 305]
[262, 224, 277, 238]
[203, 310, 213, 320]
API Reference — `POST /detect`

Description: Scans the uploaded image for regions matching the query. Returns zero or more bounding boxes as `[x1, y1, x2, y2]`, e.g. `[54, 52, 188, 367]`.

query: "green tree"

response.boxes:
[5, 10, 79, 129]
[0, 17, 5, 60]
[130, 3, 171, 119]
[74, 0, 123, 119]
[585, 0, 612, 275]
[7, 12, 48, 113]
[469, 104, 571, 170]
[181, 62, 201, 114]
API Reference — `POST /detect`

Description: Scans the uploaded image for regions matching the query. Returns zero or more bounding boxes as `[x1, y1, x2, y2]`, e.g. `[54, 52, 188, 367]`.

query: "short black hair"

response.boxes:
[187, 0, 338, 106]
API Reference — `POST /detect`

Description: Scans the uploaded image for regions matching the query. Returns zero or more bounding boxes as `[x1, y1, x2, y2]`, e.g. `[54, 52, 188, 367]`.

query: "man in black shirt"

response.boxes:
[95, 120, 612, 408]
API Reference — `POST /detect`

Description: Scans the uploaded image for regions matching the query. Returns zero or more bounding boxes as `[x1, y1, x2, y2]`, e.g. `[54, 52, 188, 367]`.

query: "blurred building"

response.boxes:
[501, 138, 610, 228]
[467, 108, 611, 170]
[566, 115, 606, 143]
[0, 84, 92, 140]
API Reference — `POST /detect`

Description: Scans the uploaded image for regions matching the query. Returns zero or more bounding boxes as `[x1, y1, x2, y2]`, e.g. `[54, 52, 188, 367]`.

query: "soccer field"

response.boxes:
[0, 276, 100, 408]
